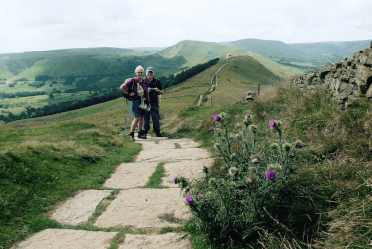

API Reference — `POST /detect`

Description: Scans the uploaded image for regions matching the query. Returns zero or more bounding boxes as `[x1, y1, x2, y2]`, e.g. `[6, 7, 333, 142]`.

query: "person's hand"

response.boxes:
[130, 92, 135, 96]
[155, 88, 159, 93]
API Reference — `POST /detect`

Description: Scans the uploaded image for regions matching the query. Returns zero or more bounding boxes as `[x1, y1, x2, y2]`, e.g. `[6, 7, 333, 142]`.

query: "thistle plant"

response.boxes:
[174, 113, 312, 246]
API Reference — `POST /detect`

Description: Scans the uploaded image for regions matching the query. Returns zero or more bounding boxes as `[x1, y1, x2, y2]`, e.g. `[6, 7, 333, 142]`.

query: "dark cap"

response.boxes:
[146, 67, 154, 72]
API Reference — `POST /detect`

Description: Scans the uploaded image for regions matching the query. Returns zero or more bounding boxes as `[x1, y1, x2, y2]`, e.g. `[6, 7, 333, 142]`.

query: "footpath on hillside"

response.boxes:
[13, 135, 213, 249]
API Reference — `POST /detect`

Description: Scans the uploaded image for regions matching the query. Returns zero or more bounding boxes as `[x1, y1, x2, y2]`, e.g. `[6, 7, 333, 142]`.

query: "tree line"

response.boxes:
[0, 91, 47, 98]
[159, 58, 220, 88]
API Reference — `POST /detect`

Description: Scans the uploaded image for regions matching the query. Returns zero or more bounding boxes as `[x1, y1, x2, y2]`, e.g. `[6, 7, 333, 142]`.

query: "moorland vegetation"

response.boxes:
[1, 43, 372, 248]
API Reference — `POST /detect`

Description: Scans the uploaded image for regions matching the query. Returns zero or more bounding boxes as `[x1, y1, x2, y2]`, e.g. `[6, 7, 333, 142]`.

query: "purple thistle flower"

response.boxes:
[213, 127, 217, 131]
[198, 194, 204, 199]
[214, 115, 221, 122]
[229, 167, 237, 175]
[185, 195, 194, 203]
[173, 177, 178, 184]
[246, 114, 251, 117]
[249, 167, 257, 173]
[269, 120, 276, 127]
[266, 171, 276, 180]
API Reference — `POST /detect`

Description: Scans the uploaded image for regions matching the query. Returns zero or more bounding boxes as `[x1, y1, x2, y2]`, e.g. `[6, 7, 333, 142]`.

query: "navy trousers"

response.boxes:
[144, 102, 160, 133]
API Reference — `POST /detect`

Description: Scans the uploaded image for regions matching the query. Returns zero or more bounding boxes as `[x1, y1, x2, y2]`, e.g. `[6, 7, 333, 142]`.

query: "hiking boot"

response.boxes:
[156, 132, 164, 137]
[138, 130, 147, 139]
[129, 132, 135, 141]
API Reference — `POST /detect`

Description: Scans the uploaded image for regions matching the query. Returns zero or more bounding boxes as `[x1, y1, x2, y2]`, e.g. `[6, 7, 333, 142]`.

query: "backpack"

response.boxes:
[122, 79, 135, 101]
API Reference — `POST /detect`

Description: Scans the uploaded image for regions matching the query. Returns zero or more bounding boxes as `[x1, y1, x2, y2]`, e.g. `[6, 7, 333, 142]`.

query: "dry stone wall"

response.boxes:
[290, 42, 372, 108]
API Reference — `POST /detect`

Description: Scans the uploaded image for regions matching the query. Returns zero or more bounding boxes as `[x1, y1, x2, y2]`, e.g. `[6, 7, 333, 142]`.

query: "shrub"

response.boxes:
[175, 113, 321, 247]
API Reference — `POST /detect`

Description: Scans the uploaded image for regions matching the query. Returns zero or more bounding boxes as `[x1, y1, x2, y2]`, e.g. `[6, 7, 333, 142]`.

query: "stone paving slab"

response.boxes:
[136, 138, 201, 151]
[94, 188, 191, 228]
[102, 162, 158, 189]
[50, 190, 112, 226]
[119, 233, 190, 249]
[170, 138, 201, 149]
[162, 158, 214, 188]
[133, 135, 168, 144]
[13, 229, 118, 249]
[136, 148, 211, 162]
[136, 139, 178, 150]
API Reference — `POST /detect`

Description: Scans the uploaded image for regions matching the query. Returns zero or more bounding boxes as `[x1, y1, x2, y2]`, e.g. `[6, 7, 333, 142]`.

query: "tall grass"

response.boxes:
[163, 82, 372, 248]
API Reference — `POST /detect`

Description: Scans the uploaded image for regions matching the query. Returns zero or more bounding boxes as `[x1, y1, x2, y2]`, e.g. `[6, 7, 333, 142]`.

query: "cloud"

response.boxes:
[0, 0, 371, 53]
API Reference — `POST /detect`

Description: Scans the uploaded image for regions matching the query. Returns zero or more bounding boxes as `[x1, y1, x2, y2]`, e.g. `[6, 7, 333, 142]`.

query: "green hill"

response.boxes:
[221, 38, 371, 66]
[156, 40, 248, 67]
[0, 48, 186, 80]
[249, 53, 305, 79]
[207, 55, 280, 106]
[288, 40, 372, 62]
[221, 38, 320, 63]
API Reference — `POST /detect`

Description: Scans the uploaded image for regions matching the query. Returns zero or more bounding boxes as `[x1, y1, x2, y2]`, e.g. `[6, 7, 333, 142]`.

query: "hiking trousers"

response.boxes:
[144, 102, 160, 133]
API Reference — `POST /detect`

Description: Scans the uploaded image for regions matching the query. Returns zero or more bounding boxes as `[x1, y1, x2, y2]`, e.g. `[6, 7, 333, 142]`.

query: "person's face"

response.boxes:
[136, 71, 144, 78]
[147, 71, 154, 79]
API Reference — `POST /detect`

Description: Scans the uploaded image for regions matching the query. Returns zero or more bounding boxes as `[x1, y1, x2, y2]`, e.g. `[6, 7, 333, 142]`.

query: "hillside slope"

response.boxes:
[222, 38, 371, 65]
[0, 48, 185, 80]
[221, 38, 319, 62]
[289, 40, 371, 62]
[207, 55, 280, 106]
[156, 40, 248, 67]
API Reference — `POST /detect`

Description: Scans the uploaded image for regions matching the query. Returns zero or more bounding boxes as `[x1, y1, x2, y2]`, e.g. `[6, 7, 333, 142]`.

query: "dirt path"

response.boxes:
[197, 59, 230, 106]
[13, 135, 213, 249]
[5, 76, 19, 84]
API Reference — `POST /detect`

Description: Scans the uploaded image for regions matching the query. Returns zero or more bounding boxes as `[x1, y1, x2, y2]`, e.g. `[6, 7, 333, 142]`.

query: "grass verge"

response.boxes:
[0, 121, 141, 249]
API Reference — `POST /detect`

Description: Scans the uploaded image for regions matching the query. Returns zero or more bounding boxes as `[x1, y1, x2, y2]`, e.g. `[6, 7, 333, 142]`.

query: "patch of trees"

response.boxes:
[63, 75, 76, 85]
[13, 78, 28, 83]
[28, 81, 46, 88]
[0, 91, 46, 98]
[35, 75, 53, 81]
[160, 58, 220, 88]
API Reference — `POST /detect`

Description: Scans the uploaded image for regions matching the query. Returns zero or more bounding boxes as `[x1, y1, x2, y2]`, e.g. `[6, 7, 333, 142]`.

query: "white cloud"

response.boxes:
[0, 0, 371, 53]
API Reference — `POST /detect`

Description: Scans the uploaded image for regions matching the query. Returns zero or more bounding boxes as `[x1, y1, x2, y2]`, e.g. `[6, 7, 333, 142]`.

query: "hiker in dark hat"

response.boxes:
[143, 67, 164, 138]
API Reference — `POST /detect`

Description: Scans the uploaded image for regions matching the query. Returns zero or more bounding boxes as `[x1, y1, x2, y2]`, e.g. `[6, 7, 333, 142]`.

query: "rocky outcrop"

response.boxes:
[243, 91, 257, 101]
[290, 43, 372, 108]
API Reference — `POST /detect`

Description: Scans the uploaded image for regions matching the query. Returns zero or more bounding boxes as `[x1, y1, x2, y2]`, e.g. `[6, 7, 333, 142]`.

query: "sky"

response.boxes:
[0, 0, 371, 54]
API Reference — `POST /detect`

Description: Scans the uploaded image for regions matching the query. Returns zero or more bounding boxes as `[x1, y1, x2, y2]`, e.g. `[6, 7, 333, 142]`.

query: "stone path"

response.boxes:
[13, 135, 212, 249]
